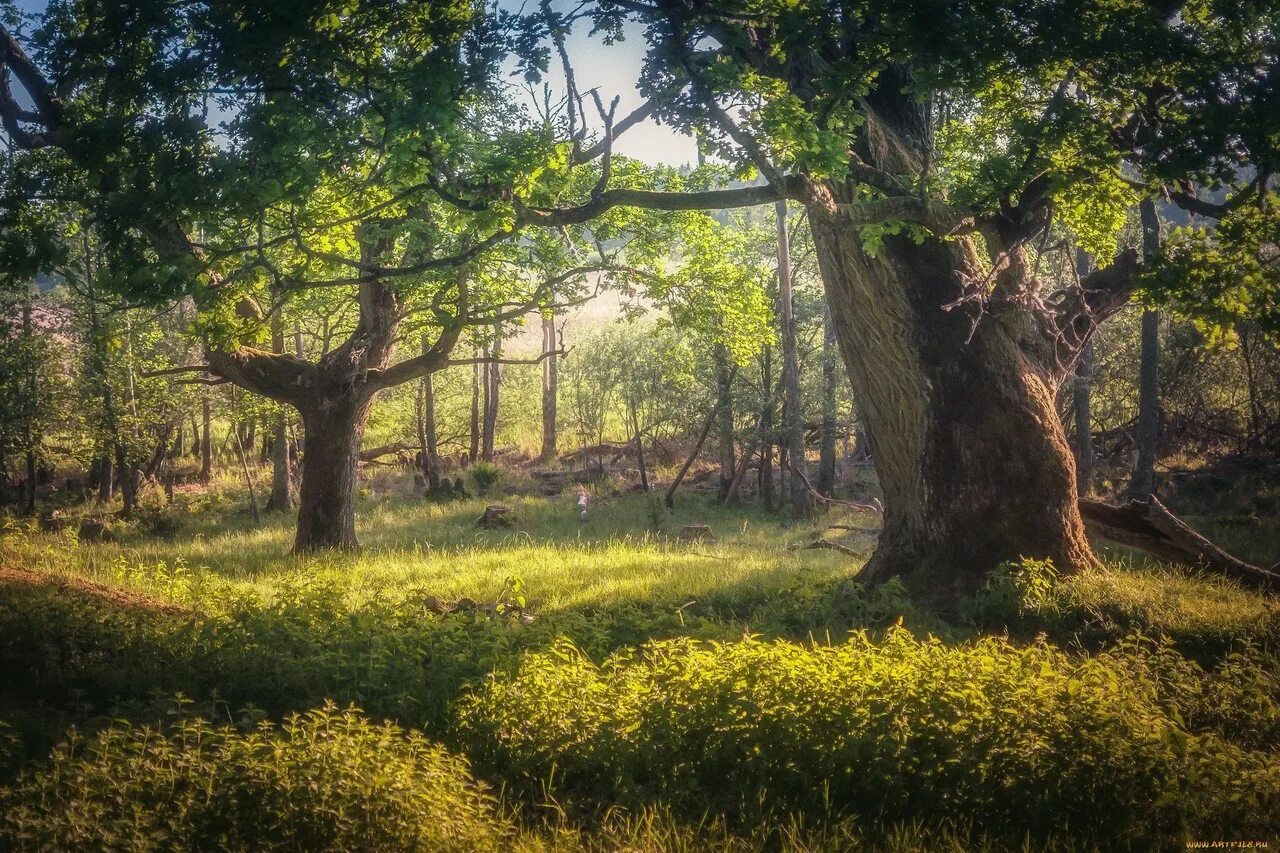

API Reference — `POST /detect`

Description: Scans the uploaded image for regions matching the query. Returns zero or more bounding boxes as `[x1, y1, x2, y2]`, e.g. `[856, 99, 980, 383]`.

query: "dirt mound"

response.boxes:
[0, 565, 188, 615]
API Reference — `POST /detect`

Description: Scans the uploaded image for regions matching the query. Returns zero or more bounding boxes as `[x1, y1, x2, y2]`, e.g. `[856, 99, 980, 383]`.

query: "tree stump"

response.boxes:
[477, 504, 513, 528]
[78, 518, 114, 543]
[677, 524, 716, 543]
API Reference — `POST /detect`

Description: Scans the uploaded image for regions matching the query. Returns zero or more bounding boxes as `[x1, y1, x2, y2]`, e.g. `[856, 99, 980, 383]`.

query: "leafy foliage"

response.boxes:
[459, 628, 1280, 844]
[0, 702, 510, 852]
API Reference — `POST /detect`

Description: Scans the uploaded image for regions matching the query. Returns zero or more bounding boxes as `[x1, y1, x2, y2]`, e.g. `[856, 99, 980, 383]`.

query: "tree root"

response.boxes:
[1079, 495, 1279, 590]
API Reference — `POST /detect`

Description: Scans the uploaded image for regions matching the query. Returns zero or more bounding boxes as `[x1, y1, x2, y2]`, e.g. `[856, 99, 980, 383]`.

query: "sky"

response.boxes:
[11, 0, 696, 167]
[509, 17, 697, 167]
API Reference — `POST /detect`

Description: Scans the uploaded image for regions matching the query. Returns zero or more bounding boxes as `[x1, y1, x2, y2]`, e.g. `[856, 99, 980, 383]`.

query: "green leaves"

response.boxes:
[1145, 194, 1280, 343]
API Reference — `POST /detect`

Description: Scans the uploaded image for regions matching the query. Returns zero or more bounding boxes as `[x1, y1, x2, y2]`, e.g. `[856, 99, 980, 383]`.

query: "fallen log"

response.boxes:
[359, 442, 414, 463]
[788, 538, 861, 558]
[1080, 496, 1280, 590]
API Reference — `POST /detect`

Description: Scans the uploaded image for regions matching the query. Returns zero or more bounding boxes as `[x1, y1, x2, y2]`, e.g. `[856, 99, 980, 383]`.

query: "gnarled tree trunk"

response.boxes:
[809, 206, 1097, 592]
[293, 395, 371, 551]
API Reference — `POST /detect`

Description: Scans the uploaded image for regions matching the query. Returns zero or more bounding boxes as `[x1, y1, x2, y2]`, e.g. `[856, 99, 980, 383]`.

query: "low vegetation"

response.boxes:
[1, 490, 1276, 849]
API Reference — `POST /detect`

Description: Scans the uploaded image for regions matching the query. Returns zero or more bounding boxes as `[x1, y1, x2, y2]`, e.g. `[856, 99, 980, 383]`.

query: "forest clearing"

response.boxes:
[1, 0, 1279, 848]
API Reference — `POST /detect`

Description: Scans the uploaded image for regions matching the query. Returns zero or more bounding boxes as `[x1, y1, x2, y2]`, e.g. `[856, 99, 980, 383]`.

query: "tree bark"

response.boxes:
[713, 345, 735, 500]
[199, 392, 213, 484]
[776, 201, 811, 518]
[420, 335, 441, 493]
[482, 331, 501, 462]
[1131, 199, 1162, 499]
[267, 314, 294, 511]
[21, 282, 35, 515]
[1072, 250, 1095, 497]
[293, 396, 370, 551]
[758, 342, 775, 510]
[817, 301, 839, 496]
[470, 348, 482, 462]
[809, 203, 1097, 591]
[540, 314, 558, 463]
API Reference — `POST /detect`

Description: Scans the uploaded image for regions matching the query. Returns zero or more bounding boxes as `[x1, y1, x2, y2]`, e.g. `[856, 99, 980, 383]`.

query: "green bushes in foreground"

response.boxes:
[0, 703, 511, 852]
[458, 628, 1280, 846]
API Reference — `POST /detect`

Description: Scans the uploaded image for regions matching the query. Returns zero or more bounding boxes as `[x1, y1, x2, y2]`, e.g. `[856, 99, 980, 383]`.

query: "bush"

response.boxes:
[469, 462, 503, 496]
[0, 703, 511, 852]
[458, 629, 1280, 845]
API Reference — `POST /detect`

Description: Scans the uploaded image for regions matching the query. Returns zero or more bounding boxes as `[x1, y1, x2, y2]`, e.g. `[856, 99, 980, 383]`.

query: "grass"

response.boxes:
[1, 471, 1278, 849]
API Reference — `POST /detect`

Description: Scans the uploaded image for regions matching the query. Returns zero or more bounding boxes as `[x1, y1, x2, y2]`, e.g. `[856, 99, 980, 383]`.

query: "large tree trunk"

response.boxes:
[809, 206, 1097, 591]
[293, 396, 370, 552]
[540, 314, 558, 463]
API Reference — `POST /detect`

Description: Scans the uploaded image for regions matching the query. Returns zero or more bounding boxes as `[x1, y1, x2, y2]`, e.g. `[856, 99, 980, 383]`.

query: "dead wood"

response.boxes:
[1079, 495, 1279, 589]
[787, 538, 862, 558]
[477, 504, 513, 528]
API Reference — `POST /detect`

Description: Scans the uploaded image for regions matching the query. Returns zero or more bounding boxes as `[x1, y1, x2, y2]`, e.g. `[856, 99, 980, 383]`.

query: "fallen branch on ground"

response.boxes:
[787, 538, 862, 558]
[1079, 495, 1279, 589]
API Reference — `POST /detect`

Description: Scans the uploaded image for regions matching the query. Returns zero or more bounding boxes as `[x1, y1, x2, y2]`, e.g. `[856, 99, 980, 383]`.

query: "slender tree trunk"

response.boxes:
[777, 201, 811, 518]
[21, 282, 36, 515]
[267, 314, 294, 511]
[470, 349, 482, 462]
[808, 202, 1096, 590]
[115, 442, 138, 517]
[482, 332, 501, 461]
[1131, 199, 1162, 499]
[630, 399, 649, 491]
[540, 314, 558, 463]
[96, 455, 113, 502]
[758, 343, 775, 510]
[817, 302, 839, 496]
[1238, 326, 1268, 448]
[1072, 250, 1095, 497]
[1073, 341, 1095, 497]
[419, 335, 441, 493]
[713, 345, 735, 499]
[199, 392, 213, 484]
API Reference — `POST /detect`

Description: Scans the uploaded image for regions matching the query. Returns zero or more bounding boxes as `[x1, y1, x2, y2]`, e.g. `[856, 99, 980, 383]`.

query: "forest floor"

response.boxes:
[0, 472, 1278, 850]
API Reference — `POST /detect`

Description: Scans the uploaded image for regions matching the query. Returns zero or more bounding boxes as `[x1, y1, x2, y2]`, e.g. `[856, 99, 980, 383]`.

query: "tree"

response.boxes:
[540, 313, 558, 463]
[496, 0, 1279, 587]
[1131, 200, 1163, 499]
[0, 2, 637, 550]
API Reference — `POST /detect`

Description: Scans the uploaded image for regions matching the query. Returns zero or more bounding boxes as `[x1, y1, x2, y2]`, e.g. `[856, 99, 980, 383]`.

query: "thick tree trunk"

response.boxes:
[817, 302, 839, 496]
[294, 396, 370, 552]
[809, 207, 1096, 591]
[1131, 199, 1162, 499]
[541, 314, 558, 463]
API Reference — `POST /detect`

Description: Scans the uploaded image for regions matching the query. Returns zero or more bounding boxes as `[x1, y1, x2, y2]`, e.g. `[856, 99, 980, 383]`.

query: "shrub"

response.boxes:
[0, 703, 511, 852]
[458, 628, 1280, 845]
[960, 557, 1058, 628]
[469, 461, 503, 496]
